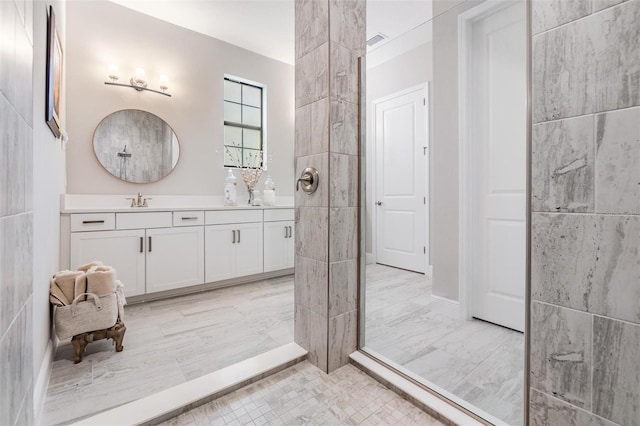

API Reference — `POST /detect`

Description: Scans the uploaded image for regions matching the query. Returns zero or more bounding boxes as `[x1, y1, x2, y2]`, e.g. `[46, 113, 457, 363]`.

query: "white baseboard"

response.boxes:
[34, 339, 54, 424]
[366, 253, 375, 264]
[430, 295, 460, 319]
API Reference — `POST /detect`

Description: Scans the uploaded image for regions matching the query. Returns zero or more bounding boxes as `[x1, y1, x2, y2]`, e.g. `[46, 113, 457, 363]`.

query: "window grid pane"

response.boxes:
[223, 77, 264, 168]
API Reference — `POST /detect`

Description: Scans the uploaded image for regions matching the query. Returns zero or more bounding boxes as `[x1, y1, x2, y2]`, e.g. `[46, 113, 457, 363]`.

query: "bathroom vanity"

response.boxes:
[60, 195, 294, 302]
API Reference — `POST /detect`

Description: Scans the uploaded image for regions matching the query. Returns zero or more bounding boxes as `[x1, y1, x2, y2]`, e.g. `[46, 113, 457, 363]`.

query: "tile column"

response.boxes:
[294, 0, 364, 373]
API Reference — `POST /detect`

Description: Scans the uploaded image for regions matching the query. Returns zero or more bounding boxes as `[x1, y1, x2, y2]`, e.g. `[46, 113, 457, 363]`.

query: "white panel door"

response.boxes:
[205, 224, 236, 283]
[468, 1, 526, 331]
[146, 226, 205, 293]
[70, 229, 145, 297]
[235, 222, 264, 277]
[375, 86, 427, 273]
[264, 220, 294, 272]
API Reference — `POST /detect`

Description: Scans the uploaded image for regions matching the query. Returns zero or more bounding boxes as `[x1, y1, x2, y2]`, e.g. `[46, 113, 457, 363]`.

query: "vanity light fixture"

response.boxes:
[104, 64, 172, 97]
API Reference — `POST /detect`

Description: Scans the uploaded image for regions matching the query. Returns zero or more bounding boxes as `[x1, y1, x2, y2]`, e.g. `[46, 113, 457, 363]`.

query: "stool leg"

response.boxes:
[114, 323, 126, 352]
[71, 336, 88, 364]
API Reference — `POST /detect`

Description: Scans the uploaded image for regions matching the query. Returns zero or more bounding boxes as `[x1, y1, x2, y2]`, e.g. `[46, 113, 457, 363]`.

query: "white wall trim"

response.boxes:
[430, 295, 460, 319]
[33, 339, 54, 424]
[366, 252, 375, 265]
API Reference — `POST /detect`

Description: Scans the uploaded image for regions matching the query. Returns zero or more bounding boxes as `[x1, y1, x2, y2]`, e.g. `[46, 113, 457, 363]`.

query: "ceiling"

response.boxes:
[109, 0, 433, 65]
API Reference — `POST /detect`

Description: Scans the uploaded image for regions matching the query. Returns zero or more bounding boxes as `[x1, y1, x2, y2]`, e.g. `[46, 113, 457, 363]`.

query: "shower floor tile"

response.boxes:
[159, 361, 445, 426]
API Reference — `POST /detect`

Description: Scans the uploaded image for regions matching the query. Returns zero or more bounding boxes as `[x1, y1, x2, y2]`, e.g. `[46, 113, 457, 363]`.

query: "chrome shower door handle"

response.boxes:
[296, 167, 319, 194]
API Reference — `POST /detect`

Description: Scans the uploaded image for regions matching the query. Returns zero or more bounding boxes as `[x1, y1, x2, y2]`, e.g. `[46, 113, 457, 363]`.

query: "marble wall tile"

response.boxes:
[593, 1, 640, 112]
[532, 213, 640, 323]
[329, 153, 358, 207]
[295, 153, 328, 207]
[295, 207, 328, 262]
[329, 42, 358, 105]
[0, 213, 33, 340]
[592, 316, 640, 425]
[294, 255, 328, 317]
[532, 18, 596, 123]
[0, 0, 17, 103]
[14, 15, 32, 124]
[595, 107, 640, 214]
[328, 310, 357, 373]
[532, 0, 592, 35]
[294, 304, 310, 353]
[592, 0, 628, 13]
[328, 259, 357, 318]
[328, 207, 357, 262]
[0, 300, 33, 426]
[329, 0, 365, 56]
[0, 95, 23, 218]
[532, 115, 594, 212]
[295, 98, 330, 157]
[295, 0, 328, 60]
[295, 42, 328, 108]
[530, 302, 592, 408]
[530, 389, 618, 426]
[307, 308, 328, 372]
[330, 99, 358, 156]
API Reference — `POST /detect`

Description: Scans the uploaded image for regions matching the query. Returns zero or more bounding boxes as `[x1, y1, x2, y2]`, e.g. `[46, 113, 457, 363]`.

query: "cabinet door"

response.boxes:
[264, 221, 291, 272]
[235, 222, 264, 276]
[285, 222, 295, 269]
[146, 227, 205, 293]
[205, 224, 236, 283]
[70, 230, 146, 297]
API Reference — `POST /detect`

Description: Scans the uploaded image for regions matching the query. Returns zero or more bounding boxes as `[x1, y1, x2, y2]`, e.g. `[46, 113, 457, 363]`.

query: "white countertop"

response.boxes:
[60, 194, 294, 214]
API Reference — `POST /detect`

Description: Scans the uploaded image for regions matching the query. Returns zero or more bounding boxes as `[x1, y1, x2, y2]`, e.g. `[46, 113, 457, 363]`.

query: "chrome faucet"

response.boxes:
[126, 192, 151, 207]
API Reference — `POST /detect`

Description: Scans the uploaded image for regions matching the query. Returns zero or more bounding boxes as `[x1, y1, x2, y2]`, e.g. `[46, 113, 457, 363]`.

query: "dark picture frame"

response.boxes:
[46, 5, 63, 138]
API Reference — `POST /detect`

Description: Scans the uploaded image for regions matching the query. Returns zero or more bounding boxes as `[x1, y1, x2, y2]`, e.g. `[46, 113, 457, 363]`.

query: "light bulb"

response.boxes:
[134, 68, 145, 83]
[130, 67, 147, 89]
[108, 63, 119, 82]
[159, 75, 169, 92]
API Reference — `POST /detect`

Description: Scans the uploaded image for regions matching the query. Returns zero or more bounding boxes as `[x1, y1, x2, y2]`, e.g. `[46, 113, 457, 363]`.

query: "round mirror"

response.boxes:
[93, 109, 180, 183]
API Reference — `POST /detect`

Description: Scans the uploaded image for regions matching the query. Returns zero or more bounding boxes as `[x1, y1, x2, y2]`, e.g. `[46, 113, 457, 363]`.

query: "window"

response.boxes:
[223, 76, 265, 168]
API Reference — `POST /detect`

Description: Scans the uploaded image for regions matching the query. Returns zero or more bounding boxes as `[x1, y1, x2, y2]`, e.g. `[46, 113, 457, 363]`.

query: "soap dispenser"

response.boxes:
[224, 170, 237, 206]
[263, 174, 276, 206]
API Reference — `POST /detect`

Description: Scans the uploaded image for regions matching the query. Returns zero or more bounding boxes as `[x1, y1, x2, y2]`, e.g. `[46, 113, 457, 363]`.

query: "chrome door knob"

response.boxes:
[376, 201, 383, 206]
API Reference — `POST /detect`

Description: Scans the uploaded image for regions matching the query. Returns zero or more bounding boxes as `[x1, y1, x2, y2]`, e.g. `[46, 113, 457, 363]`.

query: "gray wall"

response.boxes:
[530, 0, 640, 424]
[431, 0, 481, 301]
[365, 41, 433, 256]
[0, 0, 35, 424]
[32, 0, 67, 418]
[65, 1, 294, 200]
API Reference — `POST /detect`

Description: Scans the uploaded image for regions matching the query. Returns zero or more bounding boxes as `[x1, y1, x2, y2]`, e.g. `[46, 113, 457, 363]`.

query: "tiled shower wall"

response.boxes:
[294, 0, 364, 373]
[0, 0, 35, 425]
[531, 0, 640, 424]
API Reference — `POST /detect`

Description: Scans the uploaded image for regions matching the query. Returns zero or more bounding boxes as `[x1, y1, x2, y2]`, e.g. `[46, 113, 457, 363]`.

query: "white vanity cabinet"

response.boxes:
[204, 210, 264, 283]
[69, 211, 204, 297]
[263, 209, 295, 272]
[64, 205, 293, 300]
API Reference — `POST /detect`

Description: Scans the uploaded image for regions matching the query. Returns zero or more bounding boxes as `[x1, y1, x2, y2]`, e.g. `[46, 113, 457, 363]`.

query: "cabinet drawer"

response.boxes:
[264, 209, 294, 222]
[173, 211, 204, 227]
[71, 213, 115, 232]
[116, 212, 172, 230]
[205, 209, 263, 225]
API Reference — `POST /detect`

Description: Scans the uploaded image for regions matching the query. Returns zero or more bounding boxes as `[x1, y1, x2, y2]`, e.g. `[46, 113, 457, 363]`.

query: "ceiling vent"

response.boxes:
[366, 33, 387, 47]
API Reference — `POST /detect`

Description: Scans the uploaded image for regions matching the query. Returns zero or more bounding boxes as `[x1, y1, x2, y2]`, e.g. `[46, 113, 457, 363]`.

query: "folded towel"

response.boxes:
[76, 261, 103, 272]
[53, 270, 85, 303]
[86, 265, 117, 297]
[49, 278, 70, 306]
[74, 274, 87, 300]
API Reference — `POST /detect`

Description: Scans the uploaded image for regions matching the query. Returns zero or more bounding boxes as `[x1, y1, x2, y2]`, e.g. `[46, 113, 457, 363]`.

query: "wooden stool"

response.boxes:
[71, 318, 126, 364]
